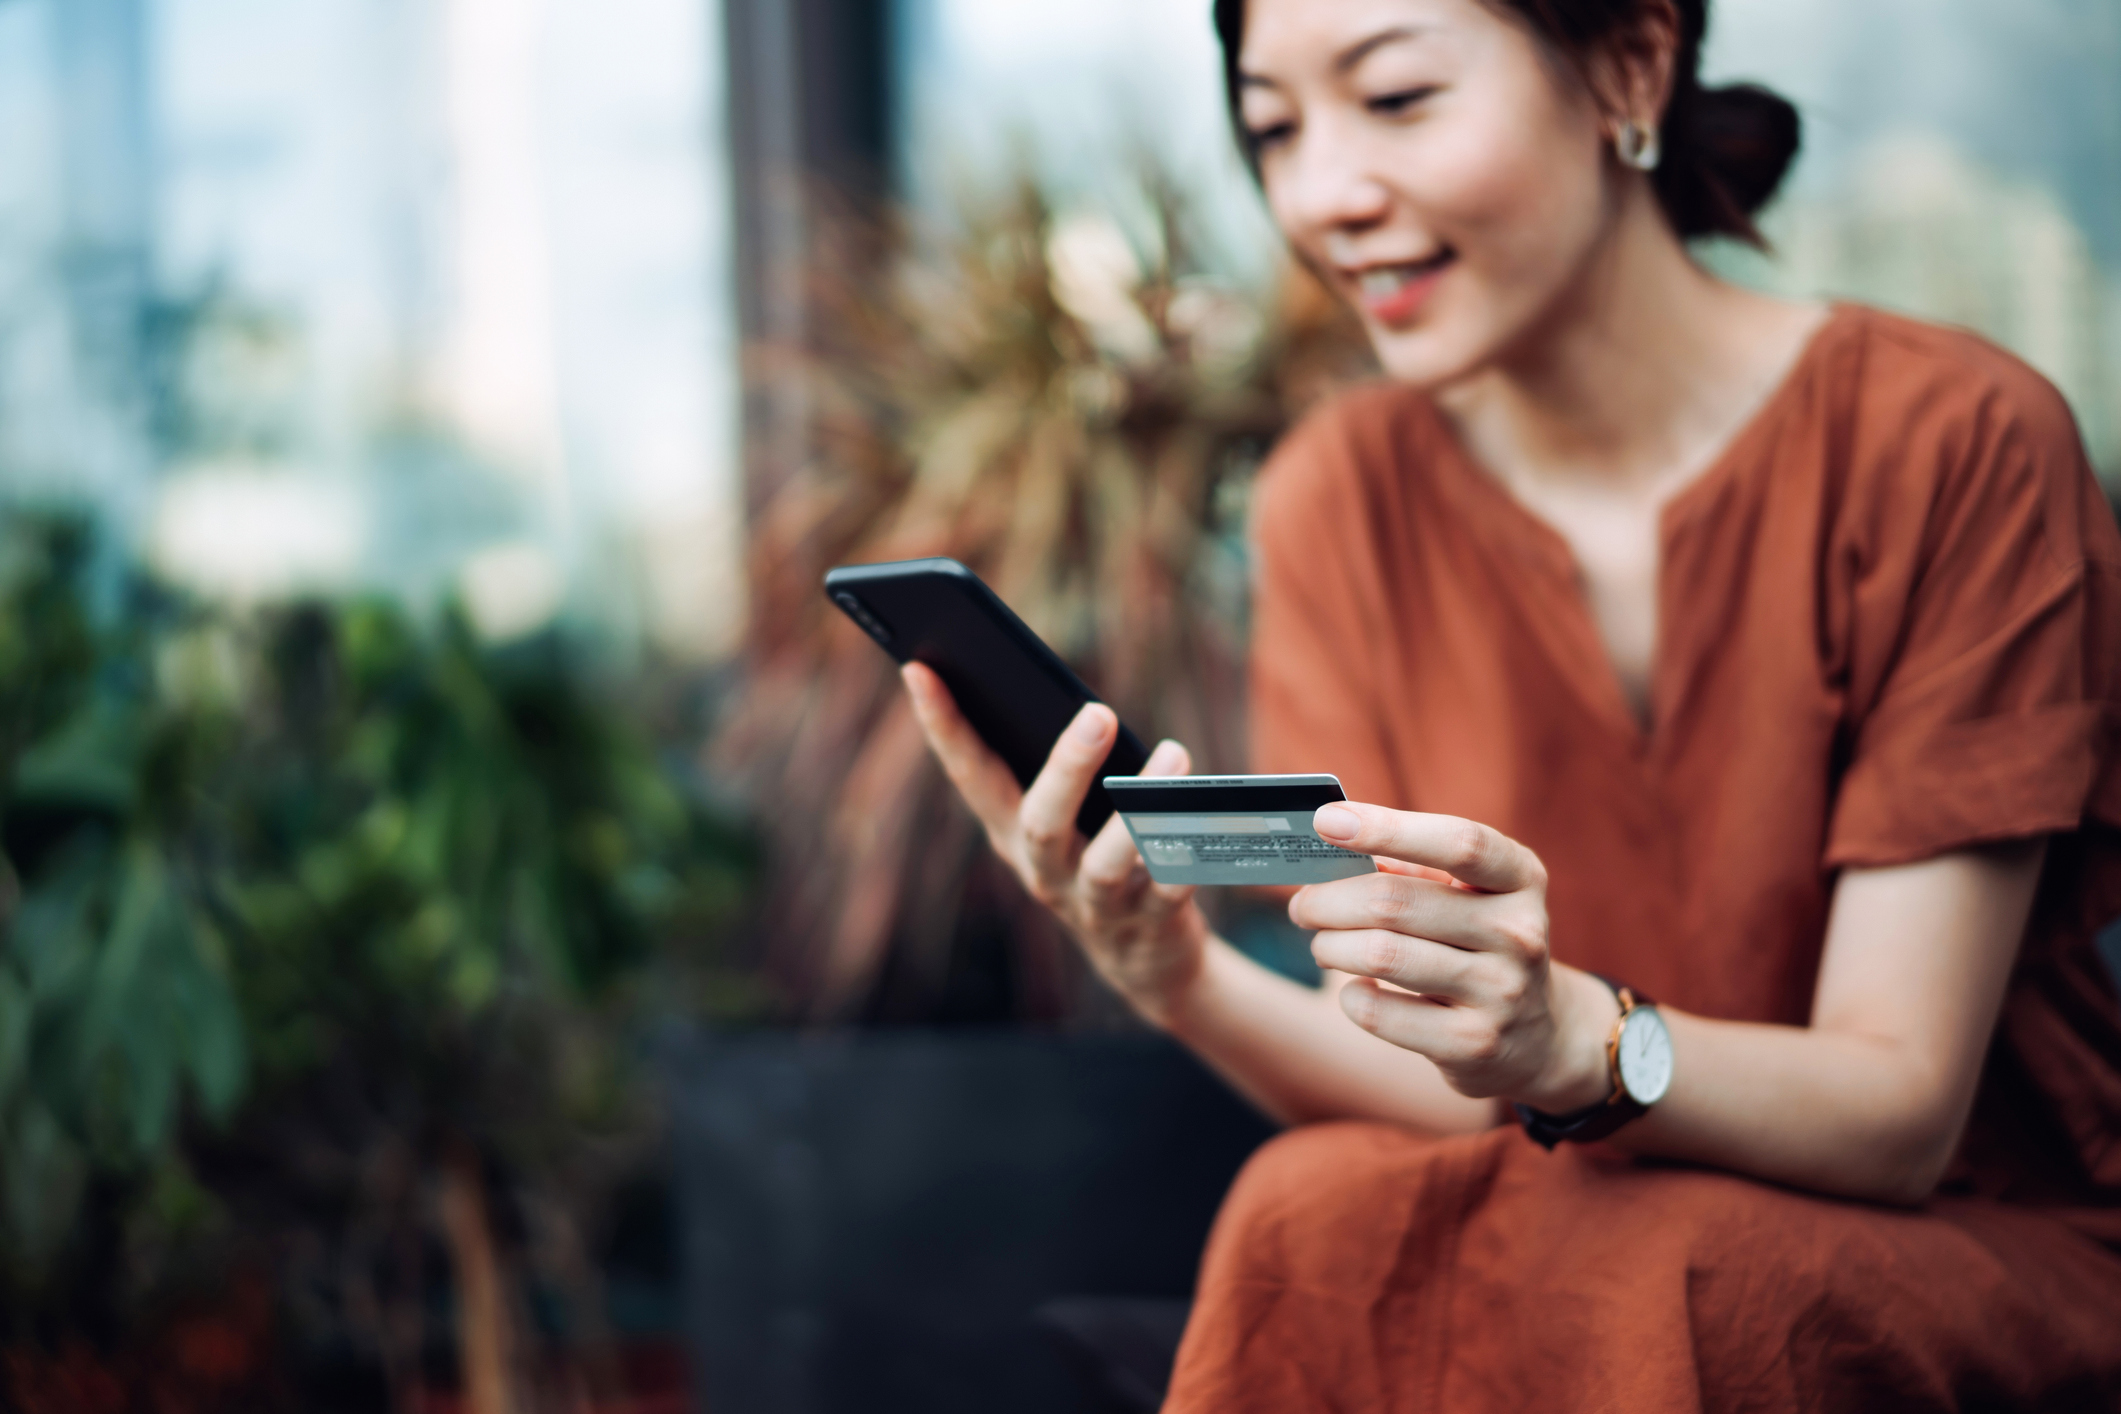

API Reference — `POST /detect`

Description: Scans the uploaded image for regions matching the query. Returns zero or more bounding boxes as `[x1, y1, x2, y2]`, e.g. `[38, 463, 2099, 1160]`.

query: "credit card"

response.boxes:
[1101, 774, 1377, 886]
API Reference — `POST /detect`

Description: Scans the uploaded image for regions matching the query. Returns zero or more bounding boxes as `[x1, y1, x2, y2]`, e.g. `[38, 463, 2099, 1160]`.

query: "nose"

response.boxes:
[1272, 120, 1394, 246]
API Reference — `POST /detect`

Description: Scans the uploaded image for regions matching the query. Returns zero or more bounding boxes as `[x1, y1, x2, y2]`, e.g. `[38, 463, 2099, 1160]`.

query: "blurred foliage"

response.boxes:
[0, 518, 244, 1301]
[0, 511, 755, 1388]
[718, 171, 1373, 1023]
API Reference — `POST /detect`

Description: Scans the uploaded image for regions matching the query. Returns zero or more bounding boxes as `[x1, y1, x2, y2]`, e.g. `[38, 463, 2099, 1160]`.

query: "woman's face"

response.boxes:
[1238, 0, 1618, 385]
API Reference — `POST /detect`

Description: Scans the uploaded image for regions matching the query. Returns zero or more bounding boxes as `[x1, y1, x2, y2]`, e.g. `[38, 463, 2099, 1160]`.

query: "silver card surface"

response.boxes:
[1102, 775, 1376, 886]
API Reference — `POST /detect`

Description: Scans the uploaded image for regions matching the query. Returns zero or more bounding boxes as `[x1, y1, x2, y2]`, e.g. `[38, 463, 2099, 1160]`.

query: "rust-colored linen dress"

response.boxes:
[1165, 307, 2121, 1411]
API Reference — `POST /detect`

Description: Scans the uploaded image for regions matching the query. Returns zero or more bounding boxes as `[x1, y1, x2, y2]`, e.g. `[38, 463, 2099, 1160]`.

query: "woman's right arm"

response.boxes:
[902, 661, 1497, 1135]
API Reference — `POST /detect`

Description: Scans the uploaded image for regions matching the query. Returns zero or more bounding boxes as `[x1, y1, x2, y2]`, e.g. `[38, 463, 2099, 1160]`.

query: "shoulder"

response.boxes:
[1825, 306, 2113, 570]
[1836, 305, 2084, 451]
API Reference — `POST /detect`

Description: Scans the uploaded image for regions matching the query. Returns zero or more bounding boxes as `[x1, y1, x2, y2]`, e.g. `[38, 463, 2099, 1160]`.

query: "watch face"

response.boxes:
[1616, 1007, 1673, 1105]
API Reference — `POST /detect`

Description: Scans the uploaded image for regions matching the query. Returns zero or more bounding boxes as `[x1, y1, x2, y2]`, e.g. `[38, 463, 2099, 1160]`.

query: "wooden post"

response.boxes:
[439, 1141, 520, 1414]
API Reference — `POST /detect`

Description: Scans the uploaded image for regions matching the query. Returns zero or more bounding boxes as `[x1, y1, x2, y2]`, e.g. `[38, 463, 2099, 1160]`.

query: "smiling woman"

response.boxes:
[895, 0, 2121, 1409]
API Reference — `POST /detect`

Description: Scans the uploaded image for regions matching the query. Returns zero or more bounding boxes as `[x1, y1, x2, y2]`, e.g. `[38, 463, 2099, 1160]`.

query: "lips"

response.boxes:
[1346, 249, 1456, 325]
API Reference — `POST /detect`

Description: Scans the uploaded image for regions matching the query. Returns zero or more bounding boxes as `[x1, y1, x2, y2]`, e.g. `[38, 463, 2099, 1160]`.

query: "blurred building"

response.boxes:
[1706, 0, 2121, 477]
[1, 0, 2116, 657]
[0, 0, 157, 518]
[0, 0, 743, 656]
[1746, 132, 2118, 475]
[895, 0, 1277, 283]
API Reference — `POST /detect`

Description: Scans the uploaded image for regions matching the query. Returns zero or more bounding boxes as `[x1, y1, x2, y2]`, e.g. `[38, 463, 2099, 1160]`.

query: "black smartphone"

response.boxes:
[824, 557, 1150, 836]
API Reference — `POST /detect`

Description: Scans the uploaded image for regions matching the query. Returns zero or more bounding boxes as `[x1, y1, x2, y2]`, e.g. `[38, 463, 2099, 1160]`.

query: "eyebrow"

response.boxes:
[1238, 24, 1435, 90]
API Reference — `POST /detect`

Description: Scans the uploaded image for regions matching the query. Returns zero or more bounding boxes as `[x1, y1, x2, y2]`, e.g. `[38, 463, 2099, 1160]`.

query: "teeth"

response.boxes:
[1355, 255, 1452, 298]
[1360, 268, 1408, 298]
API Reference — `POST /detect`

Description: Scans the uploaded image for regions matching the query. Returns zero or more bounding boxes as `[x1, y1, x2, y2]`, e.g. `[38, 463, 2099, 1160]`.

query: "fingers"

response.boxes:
[1310, 926, 1524, 1006]
[1016, 700, 1120, 887]
[903, 663, 1024, 831]
[1338, 978, 1507, 1066]
[1290, 870, 1496, 949]
[1080, 738, 1194, 912]
[1313, 803, 1544, 894]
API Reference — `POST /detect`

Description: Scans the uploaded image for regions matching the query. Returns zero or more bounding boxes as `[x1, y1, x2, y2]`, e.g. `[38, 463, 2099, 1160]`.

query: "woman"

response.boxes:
[903, 0, 2121, 1406]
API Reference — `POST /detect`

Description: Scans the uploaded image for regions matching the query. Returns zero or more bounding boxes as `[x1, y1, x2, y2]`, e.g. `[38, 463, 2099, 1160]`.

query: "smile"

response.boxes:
[1347, 249, 1456, 324]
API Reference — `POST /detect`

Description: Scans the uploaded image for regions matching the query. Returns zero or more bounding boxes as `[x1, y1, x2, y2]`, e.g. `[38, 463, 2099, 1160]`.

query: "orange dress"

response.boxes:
[1165, 306, 2121, 1411]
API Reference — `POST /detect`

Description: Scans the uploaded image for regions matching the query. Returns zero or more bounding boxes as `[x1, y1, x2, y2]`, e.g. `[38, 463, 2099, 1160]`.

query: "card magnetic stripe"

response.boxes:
[1101, 784, 1349, 813]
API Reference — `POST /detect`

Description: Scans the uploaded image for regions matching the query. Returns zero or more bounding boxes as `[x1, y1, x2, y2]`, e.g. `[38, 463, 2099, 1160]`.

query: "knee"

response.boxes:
[1203, 1122, 1458, 1288]
[1222, 1122, 1414, 1221]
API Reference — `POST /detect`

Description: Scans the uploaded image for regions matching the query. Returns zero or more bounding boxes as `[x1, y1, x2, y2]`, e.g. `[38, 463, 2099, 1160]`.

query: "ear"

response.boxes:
[1583, 0, 1682, 140]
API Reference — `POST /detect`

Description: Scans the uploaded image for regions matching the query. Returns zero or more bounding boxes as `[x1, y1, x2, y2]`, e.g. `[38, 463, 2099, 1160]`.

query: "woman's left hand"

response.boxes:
[1290, 801, 1618, 1111]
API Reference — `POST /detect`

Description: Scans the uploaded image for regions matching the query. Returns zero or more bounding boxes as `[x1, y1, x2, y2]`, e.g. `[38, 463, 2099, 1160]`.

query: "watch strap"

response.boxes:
[1515, 975, 1657, 1151]
[1513, 1091, 1646, 1150]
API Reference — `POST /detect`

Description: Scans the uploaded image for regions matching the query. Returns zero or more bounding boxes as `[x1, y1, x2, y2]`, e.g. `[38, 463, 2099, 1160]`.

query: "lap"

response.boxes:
[1167, 1123, 2121, 1414]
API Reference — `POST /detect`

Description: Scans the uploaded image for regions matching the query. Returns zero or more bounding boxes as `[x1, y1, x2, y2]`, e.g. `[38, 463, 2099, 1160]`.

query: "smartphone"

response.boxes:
[1103, 774, 1376, 886]
[824, 557, 1151, 836]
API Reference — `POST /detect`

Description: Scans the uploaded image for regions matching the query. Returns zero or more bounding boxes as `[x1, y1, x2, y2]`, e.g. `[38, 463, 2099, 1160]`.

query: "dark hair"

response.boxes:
[1212, 0, 1800, 248]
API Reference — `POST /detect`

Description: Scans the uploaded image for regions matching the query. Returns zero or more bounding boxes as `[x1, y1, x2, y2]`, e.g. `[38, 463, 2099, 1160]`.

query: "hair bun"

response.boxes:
[1660, 81, 1802, 247]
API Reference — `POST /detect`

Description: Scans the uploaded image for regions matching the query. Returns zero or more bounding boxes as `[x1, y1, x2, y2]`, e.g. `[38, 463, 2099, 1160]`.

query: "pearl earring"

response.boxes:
[1616, 120, 1662, 173]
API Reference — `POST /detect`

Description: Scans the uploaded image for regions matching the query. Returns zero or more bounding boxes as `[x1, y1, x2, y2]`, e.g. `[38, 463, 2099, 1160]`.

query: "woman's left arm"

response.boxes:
[1294, 802, 2047, 1206]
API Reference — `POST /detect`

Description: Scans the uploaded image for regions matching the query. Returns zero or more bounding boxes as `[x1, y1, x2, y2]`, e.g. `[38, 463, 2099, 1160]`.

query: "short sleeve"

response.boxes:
[1823, 367, 2121, 869]
[1246, 399, 1408, 808]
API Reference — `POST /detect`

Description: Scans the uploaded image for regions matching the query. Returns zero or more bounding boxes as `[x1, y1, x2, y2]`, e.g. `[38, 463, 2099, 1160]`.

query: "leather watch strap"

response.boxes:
[1515, 975, 1654, 1151]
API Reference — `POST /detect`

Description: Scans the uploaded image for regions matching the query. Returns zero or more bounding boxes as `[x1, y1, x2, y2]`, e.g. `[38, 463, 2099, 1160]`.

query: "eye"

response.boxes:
[1244, 120, 1296, 151]
[1367, 85, 1438, 117]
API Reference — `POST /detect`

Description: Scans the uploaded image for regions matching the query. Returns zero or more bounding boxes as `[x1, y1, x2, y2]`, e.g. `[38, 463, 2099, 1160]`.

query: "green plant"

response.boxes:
[718, 174, 1372, 1023]
[0, 516, 246, 1309]
[194, 598, 752, 1408]
[0, 514, 755, 1406]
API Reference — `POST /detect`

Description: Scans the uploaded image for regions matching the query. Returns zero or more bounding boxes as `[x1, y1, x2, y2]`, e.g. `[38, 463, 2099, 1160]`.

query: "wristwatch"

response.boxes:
[1515, 975, 1673, 1149]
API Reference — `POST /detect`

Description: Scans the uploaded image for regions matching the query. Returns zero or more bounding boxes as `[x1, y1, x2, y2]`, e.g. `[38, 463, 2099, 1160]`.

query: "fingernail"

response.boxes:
[1068, 706, 1111, 745]
[1147, 739, 1185, 772]
[1314, 804, 1358, 840]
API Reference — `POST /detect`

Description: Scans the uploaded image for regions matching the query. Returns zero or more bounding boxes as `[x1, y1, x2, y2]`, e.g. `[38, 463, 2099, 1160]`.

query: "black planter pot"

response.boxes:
[665, 1028, 1274, 1414]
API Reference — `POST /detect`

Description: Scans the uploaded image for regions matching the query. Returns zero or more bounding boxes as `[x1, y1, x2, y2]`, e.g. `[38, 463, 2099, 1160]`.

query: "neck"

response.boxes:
[1434, 181, 1808, 498]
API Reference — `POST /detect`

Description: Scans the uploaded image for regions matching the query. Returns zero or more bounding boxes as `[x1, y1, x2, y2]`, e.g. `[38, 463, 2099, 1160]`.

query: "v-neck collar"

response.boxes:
[1419, 304, 1853, 755]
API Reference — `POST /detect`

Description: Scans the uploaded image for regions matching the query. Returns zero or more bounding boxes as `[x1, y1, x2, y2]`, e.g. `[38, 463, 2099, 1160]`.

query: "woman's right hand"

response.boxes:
[901, 661, 1209, 1024]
